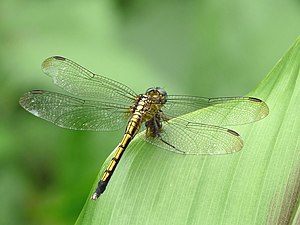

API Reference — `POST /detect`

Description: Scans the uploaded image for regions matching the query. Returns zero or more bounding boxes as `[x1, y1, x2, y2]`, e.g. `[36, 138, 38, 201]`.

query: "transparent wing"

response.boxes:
[140, 118, 243, 155]
[19, 90, 130, 131]
[41, 56, 137, 103]
[164, 95, 269, 126]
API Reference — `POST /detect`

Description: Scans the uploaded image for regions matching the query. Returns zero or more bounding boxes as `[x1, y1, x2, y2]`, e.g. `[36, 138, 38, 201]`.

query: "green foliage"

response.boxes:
[76, 37, 300, 225]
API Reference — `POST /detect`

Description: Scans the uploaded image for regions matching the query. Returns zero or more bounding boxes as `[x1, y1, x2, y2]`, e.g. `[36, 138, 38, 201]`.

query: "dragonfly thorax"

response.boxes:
[129, 88, 167, 124]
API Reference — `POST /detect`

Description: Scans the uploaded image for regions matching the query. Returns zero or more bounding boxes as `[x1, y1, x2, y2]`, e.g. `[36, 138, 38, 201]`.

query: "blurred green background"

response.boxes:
[1, 0, 300, 224]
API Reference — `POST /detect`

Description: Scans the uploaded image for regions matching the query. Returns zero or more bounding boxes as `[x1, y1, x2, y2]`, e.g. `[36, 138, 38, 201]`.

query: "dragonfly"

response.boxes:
[19, 56, 269, 200]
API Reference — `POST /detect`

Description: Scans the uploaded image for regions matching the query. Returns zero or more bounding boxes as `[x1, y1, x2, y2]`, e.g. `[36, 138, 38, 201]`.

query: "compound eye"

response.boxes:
[156, 87, 167, 97]
[145, 87, 155, 94]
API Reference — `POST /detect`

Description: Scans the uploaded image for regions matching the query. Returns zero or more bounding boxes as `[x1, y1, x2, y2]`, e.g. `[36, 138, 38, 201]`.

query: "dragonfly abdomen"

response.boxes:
[91, 112, 142, 200]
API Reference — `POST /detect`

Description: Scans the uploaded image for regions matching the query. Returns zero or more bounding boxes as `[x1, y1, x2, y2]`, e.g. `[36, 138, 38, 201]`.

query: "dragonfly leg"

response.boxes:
[157, 135, 186, 154]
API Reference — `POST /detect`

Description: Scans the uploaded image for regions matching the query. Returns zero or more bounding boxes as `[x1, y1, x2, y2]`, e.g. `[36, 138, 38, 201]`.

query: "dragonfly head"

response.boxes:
[145, 87, 167, 104]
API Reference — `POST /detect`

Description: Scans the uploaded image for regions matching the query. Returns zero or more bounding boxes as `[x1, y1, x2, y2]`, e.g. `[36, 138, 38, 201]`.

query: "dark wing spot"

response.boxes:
[227, 129, 240, 136]
[249, 97, 262, 102]
[31, 90, 47, 94]
[53, 56, 66, 61]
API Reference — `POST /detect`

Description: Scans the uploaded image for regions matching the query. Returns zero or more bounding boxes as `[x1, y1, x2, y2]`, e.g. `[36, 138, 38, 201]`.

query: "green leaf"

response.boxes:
[76, 37, 300, 225]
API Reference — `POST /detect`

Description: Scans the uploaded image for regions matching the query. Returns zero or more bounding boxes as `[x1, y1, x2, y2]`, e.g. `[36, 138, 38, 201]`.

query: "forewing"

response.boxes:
[140, 118, 243, 155]
[164, 96, 269, 126]
[19, 90, 129, 131]
[41, 56, 137, 103]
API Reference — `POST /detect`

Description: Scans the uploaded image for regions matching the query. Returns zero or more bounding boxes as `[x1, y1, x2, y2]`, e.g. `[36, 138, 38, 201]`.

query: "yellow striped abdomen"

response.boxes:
[91, 113, 141, 200]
